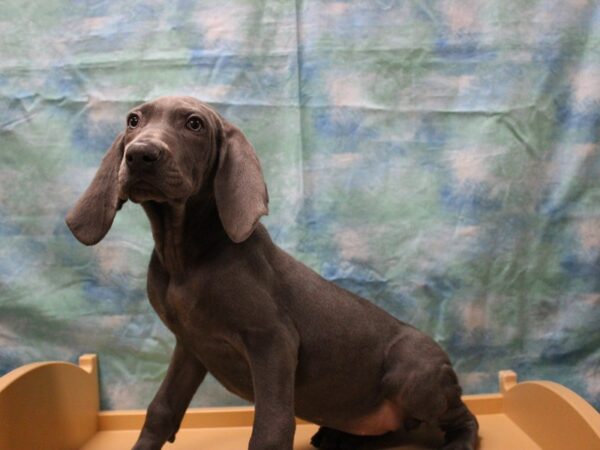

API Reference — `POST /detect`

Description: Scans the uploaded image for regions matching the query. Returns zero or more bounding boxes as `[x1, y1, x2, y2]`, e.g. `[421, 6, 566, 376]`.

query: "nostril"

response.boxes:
[126, 153, 133, 163]
[142, 151, 160, 163]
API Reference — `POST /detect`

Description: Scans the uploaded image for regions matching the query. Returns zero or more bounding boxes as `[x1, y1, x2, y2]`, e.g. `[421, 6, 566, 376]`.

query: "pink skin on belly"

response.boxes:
[337, 399, 405, 436]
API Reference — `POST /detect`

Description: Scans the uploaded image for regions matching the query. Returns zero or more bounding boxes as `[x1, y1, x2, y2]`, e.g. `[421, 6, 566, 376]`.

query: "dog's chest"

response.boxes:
[147, 276, 186, 333]
[148, 272, 255, 400]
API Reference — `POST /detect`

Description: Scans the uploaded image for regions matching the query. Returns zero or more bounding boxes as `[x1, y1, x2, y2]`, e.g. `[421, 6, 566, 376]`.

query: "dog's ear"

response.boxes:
[66, 133, 126, 246]
[214, 120, 269, 243]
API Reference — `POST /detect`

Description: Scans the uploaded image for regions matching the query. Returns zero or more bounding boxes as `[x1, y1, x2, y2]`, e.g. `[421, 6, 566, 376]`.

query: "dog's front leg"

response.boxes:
[132, 340, 207, 450]
[245, 329, 298, 450]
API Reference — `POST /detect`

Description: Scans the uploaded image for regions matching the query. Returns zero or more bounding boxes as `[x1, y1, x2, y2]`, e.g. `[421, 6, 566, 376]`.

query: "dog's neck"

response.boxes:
[141, 190, 227, 275]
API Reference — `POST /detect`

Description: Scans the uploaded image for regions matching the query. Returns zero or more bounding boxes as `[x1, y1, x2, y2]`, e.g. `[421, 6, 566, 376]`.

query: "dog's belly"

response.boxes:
[294, 386, 405, 436]
[331, 399, 405, 436]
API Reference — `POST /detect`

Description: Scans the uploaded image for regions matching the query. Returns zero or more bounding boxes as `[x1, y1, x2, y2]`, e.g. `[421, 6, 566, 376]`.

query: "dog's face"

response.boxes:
[118, 96, 219, 204]
[66, 96, 268, 246]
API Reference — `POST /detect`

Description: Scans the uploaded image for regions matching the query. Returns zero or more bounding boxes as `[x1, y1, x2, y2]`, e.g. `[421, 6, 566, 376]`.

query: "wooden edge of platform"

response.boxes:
[503, 379, 600, 450]
[0, 355, 100, 450]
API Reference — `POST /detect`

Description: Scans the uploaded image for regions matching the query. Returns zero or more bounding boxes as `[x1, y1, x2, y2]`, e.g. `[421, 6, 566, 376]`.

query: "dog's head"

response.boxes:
[66, 96, 268, 245]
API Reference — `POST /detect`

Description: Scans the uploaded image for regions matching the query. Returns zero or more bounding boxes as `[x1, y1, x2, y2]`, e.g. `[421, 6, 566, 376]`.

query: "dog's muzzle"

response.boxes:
[125, 140, 165, 172]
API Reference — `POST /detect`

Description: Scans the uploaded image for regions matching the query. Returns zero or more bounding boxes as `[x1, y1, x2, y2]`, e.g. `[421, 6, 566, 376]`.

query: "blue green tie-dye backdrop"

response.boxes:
[1, 1, 599, 411]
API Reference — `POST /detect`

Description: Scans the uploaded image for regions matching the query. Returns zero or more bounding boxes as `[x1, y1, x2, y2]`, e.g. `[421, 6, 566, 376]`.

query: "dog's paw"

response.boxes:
[310, 426, 373, 449]
[439, 429, 479, 450]
[439, 442, 476, 450]
[131, 436, 164, 450]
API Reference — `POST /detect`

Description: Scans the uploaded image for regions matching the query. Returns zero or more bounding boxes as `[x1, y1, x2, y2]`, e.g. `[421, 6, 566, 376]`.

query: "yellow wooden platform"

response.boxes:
[1, 354, 599, 450]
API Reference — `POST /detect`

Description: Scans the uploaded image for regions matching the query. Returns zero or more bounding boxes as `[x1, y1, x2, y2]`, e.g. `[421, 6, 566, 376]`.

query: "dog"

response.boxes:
[66, 96, 479, 450]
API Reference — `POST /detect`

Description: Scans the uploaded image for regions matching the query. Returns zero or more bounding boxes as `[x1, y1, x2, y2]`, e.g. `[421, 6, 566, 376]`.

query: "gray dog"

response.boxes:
[66, 96, 479, 450]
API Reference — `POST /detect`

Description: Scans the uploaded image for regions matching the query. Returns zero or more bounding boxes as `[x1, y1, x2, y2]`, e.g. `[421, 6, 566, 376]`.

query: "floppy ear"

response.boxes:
[66, 133, 126, 246]
[214, 121, 269, 243]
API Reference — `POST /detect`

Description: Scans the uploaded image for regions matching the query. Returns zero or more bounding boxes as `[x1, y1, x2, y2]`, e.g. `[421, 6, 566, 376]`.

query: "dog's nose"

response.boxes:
[125, 142, 162, 168]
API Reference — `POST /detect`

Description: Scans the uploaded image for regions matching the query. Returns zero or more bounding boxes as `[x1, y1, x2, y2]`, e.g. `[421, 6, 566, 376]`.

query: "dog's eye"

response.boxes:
[127, 114, 140, 129]
[186, 116, 204, 131]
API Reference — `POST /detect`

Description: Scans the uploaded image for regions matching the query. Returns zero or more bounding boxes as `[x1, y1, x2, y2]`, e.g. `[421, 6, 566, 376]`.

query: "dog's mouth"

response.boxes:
[117, 161, 195, 204]
[123, 179, 168, 203]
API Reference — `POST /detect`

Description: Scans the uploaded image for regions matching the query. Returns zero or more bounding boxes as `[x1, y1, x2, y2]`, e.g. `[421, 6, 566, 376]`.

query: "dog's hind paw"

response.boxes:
[439, 444, 475, 450]
[310, 426, 374, 449]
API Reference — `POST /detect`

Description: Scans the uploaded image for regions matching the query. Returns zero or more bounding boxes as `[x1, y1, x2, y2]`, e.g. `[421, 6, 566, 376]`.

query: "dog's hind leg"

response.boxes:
[394, 364, 478, 449]
[438, 398, 479, 450]
[383, 337, 479, 450]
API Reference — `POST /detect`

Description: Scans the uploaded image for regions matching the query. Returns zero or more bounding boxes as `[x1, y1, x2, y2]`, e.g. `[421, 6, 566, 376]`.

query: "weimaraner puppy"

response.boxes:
[66, 96, 479, 450]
